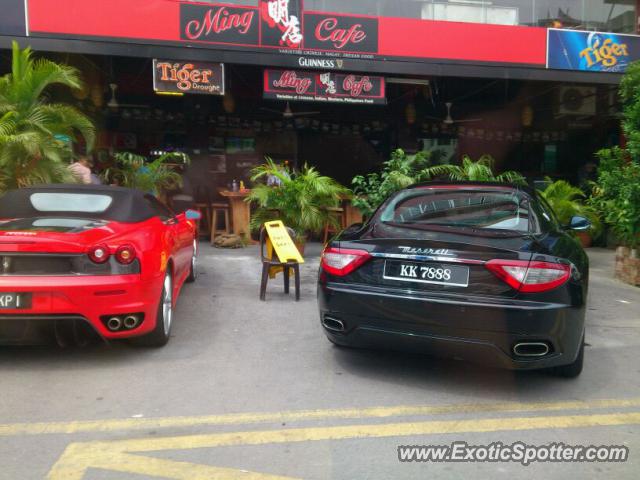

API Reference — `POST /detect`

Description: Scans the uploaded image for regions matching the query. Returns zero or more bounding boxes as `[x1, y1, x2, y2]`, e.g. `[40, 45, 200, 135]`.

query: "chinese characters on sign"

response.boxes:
[261, 0, 303, 48]
[264, 69, 386, 104]
[153, 60, 225, 95]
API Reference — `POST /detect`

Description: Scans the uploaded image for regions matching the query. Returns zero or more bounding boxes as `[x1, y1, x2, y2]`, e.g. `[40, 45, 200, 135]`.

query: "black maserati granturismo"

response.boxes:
[318, 182, 589, 377]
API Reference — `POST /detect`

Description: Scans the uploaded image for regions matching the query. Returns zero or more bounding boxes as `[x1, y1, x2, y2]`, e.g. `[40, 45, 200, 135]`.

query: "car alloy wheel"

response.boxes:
[162, 272, 173, 336]
[187, 239, 197, 283]
[191, 240, 197, 277]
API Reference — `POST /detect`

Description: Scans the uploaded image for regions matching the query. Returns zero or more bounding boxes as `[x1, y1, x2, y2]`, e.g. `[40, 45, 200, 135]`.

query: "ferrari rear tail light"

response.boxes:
[321, 247, 371, 276]
[88, 244, 110, 264]
[115, 245, 136, 265]
[485, 259, 571, 293]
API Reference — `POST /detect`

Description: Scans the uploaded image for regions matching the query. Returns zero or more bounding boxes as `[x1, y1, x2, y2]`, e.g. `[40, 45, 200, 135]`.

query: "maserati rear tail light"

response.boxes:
[115, 245, 136, 265]
[485, 259, 571, 293]
[321, 247, 371, 276]
[88, 244, 110, 264]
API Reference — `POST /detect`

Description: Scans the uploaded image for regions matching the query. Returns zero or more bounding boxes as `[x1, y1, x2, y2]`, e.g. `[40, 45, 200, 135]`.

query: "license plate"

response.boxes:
[0, 293, 31, 309]
[383, 261, 469, 287]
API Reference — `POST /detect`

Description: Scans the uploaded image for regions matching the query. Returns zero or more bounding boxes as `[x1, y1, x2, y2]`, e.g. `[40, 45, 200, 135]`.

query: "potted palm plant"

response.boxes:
[539, 179, 601, 247]
[248, 157, 348, 254]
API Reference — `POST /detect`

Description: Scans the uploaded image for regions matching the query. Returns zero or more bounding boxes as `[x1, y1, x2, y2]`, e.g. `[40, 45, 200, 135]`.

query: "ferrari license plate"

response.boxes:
[383, 260, 469, 287]
[0, 293, 30, 309]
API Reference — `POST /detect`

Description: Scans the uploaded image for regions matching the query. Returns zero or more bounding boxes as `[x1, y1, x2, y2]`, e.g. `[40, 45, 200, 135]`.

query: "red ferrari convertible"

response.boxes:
[0, 184, 200, 346]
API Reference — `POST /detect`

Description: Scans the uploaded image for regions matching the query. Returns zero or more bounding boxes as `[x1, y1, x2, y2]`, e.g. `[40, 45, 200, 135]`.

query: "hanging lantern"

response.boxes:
[405, 103, 416, 125]
[521, 105, 534, 127]
[90, 84, 104, 108]
[222, 92, 235, 113]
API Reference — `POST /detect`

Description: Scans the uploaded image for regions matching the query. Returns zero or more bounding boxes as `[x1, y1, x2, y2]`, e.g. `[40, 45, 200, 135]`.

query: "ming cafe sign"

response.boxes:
[263, 69, 386, 105]
[180, 0, 378, 55]
[153, 60, 225, 95]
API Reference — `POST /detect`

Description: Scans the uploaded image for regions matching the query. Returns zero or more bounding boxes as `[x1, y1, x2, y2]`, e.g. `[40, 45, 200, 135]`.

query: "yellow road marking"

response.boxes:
[49, 411, 640, 479]
[4, 396, 640, 437]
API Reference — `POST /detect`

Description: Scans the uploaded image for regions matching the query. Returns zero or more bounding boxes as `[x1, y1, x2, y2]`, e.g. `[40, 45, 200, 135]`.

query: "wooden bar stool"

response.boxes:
[210, 202, 231, 244]
[322, 207, 345, 244]
[193, 185, 212, 239]
[194, 202, 211, 238]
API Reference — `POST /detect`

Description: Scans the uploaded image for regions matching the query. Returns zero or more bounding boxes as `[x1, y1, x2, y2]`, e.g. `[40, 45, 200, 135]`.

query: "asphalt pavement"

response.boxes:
[0, 245, 639, 479]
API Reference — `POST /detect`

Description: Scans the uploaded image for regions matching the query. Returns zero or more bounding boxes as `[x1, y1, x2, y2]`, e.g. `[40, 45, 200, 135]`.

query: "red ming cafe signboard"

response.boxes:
[264, 69, 386, 105]
[25, 0, 547, 67]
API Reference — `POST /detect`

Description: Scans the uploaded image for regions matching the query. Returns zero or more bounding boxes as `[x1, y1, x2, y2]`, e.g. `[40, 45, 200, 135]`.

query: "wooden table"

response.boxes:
[219, 189, 252, 238]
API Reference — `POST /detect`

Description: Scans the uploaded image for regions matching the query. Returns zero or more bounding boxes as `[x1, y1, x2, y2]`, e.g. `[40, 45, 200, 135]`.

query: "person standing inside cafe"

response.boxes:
[68, 155, 94, 185]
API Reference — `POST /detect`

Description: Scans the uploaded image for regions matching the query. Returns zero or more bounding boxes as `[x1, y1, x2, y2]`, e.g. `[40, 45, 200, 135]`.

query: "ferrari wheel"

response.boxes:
[134, 270, 173, 347]
[186, 239, 197, 283]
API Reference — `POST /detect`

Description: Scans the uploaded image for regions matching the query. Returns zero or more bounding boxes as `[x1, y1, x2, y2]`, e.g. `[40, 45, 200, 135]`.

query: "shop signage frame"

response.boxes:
[25, 0, 548, 68]
[153, 59, 225, 95]
[263, 68, 386, 105]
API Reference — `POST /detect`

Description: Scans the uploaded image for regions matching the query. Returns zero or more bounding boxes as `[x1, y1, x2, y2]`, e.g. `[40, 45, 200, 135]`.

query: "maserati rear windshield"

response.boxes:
[30, 193, 113, 213]
[378, 188, 534, 234]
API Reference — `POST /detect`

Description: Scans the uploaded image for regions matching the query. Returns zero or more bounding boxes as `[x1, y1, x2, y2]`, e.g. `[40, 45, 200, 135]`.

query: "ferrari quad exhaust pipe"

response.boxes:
[513, 342, 550, 357]
[322, 316, 345, 332]
[106, 317, 122, 331]
[123, 315, 139, 329]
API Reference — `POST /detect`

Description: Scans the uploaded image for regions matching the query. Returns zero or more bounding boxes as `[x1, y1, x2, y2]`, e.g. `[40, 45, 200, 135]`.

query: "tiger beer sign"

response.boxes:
[153, 59, 225, 95]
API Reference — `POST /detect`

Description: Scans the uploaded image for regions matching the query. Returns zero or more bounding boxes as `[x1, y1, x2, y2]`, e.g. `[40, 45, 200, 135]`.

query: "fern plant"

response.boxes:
[421, 154, 526, 184]
[247, 157, 348, 240]
[539, 179, 601, 236]
[351, 149, 431, 218]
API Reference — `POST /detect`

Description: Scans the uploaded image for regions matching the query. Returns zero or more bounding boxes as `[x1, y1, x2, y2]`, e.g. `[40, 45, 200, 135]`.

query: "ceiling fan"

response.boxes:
[261, 101, 319, 118]
[426, 102, 482, 125]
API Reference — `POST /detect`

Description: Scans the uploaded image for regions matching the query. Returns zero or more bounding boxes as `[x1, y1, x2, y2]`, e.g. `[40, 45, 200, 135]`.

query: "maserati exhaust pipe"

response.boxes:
[322, 316, 345, 332]
[513, 342, 550, 357]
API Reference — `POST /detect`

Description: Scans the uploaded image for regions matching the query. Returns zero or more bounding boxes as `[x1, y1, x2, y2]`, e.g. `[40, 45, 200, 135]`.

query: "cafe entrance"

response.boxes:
[24, 51, 620, 236]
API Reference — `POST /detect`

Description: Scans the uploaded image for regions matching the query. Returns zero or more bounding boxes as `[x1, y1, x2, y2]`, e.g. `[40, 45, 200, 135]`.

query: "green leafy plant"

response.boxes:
[619, 61, 640, 160]
[0, 42, 95, 191]
[351, 149, 431, 218]
[591, 147, 640, 248]
[421, 154, 526, 184]
[102, 151, 189, 197]
[248, 157, 348, 240]
[538, 179, 601, 236]
[591, 61, 640, 249]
